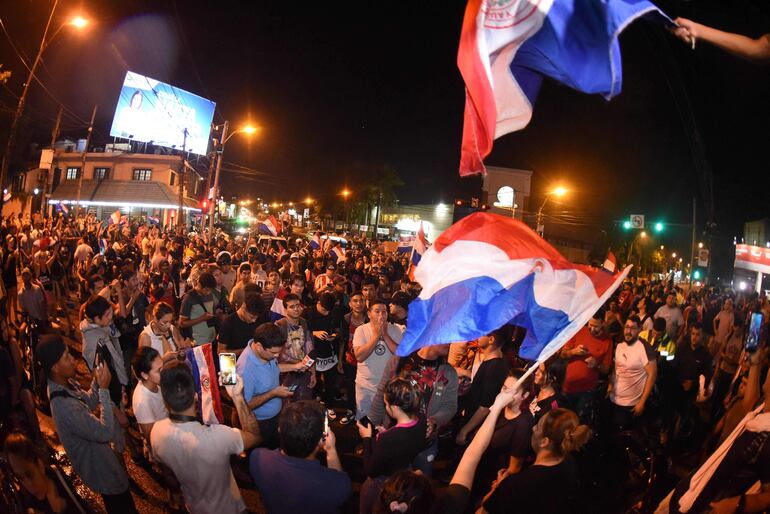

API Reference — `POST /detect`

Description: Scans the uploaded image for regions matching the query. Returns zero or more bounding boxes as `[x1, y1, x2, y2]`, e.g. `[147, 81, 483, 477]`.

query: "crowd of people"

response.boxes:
[0, 211, 768, 514]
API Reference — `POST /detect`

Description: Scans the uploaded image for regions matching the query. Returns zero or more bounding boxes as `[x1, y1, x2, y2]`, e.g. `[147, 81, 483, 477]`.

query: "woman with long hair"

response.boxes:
[529, 359, 567, 422]
[138, 302, 191, 362]
[481, 408, 591, 514]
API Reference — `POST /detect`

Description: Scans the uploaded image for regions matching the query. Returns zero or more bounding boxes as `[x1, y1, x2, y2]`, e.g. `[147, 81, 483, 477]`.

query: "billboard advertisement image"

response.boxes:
[109, 71, 215, 155]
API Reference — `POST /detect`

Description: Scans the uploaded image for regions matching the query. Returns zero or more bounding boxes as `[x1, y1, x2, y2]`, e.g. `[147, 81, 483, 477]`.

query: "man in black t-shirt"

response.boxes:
[304, 292, 340, 412]
[456, 325, 512, 446]
[219, 284, 266, 357]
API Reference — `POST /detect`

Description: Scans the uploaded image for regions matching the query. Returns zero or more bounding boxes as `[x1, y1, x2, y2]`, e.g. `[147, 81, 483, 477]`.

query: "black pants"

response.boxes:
[101, 489, 137, 514]
[315, 366, 339, 406]
[257, 414, 280, 449]
[342, 362, 357, 413]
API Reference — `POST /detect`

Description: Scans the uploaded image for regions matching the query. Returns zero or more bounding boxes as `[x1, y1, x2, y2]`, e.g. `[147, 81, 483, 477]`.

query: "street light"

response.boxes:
[341, 189, 351, 229]
[640, 231, 647, 238]
[698, 242, 704, 249]
[536, 186, 569, 237]
[672, 252, 677, 258]
[70, 16, 89, 28]
[208, 121, 259, 237]
[0, 6, 90, 210]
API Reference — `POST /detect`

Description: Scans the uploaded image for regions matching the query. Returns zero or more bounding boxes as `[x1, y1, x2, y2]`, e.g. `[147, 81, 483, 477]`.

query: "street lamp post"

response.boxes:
[0, 3, 88, 210]
[535, 187, 568, 237]
[342, 189, 351, 230]
[207, 122, 257, 239]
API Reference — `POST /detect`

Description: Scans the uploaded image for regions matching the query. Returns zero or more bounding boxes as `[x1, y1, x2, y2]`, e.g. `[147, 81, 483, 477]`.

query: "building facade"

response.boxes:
[5, 145, 203, 225]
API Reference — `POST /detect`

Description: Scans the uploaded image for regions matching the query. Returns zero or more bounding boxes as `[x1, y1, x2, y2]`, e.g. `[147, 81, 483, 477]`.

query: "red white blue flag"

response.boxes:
[258, 215, 281, 236]
[457, 0, 669, 176]
[398, 213, 630, 362]
[309, 232, 322, 250]
[408, 223, 430, 280]
[184, 343, 224, 425]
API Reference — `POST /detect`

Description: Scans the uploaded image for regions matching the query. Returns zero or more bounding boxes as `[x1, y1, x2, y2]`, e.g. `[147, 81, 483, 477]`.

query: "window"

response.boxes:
[12, 174, 24, 193]
[169, 172, 176, 186]
[94, 167, 110, 180]
[65, 167, 80, 180]
[132, 168, 152, 181]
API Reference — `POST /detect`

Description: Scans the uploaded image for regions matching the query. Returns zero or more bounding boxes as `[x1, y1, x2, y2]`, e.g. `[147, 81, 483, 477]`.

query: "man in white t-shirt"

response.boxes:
[654, 293, 684, 341]
[73, 238, 93, 265]
[151, 361, 259, 514]
[352, 298, 403, 420]
[609, 315, 657, 430]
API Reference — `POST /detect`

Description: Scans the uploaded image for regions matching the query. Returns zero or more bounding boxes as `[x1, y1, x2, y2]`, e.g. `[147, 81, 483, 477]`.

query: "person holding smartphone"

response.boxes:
[304, 292, 341, 418]
[236, 322, 298, 448]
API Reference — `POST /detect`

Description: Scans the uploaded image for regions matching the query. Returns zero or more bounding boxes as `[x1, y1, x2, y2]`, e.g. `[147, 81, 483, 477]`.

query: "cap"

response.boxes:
[390, 291, 412, 310]
[36, 334, 67, 374]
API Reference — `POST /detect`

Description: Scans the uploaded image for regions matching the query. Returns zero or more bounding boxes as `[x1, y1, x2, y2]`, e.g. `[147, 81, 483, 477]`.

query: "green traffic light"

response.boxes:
[693, 270, 701, 279]
[655, 222, 663, 232]
[623, 221, 632, 230]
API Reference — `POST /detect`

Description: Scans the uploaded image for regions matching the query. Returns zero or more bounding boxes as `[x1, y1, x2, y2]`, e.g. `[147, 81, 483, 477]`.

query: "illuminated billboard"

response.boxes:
[109, 71, 215, 155]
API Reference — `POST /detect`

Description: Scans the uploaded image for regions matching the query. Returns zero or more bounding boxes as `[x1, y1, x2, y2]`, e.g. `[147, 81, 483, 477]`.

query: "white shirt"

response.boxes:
[73, 243, 93, 263]
[132, 383, 167, 425]
[610, 339, 655, 407]
[352, 322, 404, 391]
[654, 304, 684, 339]
[151, 418, 245, 514]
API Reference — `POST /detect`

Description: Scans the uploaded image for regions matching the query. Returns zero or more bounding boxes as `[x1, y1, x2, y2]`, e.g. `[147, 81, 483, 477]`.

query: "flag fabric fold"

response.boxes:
[398, 213, 631, 363]
[457, 0, 671, 176]
[257, 216, 281, 236]
[309, 232, 322, 250]
[183, 343, 223, 425]
[408, 223, 430, 280]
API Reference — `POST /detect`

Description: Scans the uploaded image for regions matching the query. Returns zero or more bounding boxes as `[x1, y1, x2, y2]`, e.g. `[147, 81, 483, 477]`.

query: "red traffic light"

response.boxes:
[202, 200, 208, 209]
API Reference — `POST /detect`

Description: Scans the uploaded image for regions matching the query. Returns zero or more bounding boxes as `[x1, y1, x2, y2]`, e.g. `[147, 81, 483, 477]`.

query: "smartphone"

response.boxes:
[324, 410, 330, 437]
[218, 353, 237, 385]
[300, 355, 315, 369]
[359, 415, 371, 428]
[746, 312, 763, 353]
[288, 385, 298, 392]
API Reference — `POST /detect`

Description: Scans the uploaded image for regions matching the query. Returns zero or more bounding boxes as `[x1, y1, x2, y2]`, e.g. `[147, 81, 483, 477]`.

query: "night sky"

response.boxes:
[1, 0, 769, 276]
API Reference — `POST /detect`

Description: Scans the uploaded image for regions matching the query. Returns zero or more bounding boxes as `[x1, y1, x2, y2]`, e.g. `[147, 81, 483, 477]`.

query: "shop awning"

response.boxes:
[49, 180, 200, 211]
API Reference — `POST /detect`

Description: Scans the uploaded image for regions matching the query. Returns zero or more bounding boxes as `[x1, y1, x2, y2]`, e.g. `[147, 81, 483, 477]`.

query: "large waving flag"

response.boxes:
[257, 215, 281, 236]
[458, 0, 670, 175]
[183, 343, 223, 425]
[398, 213, 630, 363]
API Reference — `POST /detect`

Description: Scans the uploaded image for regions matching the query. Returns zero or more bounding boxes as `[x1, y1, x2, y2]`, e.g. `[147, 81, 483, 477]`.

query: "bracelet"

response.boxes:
[737, 493, 746, 514]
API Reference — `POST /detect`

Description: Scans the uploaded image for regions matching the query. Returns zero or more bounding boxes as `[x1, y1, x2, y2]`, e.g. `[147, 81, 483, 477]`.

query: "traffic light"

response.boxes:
[693, 270, 701, 280]
[202, 200, 208, 210]
[654, 222, 664, 232]
[623, 221, 632, 230]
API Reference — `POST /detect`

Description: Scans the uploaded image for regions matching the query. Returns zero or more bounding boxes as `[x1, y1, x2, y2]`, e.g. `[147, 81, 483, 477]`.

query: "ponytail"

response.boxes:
[541, 408, 592, 457]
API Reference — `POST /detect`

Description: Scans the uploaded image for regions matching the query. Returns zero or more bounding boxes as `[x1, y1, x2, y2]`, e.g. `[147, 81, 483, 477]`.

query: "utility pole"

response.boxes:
[208, 121, 228, 239]
[0, 0, 59, 212]
[373, 192, 382, 241]
[40, 107, 62, 216]
[203, 141, 217, 241]
[689, 197, 697, 286]
[177, 128, 188, 233]
[74, 105, 97, 215]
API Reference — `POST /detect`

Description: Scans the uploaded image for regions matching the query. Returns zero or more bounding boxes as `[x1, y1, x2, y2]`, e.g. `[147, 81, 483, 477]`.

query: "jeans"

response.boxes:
[412, 439, 439, 477]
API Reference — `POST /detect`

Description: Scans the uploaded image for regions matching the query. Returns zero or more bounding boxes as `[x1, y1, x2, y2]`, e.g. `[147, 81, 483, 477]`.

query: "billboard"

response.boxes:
[109, 71, 215, 155]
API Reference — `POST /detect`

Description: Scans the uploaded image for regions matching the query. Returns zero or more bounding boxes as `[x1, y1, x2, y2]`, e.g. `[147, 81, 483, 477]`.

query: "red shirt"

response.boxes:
[562, 327, 612, 394]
